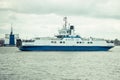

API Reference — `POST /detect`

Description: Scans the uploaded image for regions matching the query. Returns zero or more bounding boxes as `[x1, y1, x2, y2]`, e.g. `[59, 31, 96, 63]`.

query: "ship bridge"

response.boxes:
[55, 17, 82, 40]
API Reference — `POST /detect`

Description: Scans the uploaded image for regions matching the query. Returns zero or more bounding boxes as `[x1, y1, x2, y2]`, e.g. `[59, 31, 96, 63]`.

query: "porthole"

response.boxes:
[60, 41, 62, 43]
[63, 41, 65, 43]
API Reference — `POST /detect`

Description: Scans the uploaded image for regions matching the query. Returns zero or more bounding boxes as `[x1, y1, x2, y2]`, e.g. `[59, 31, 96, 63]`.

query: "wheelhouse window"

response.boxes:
[23, 40, 35, 42]
[76, 42, 83, 44]
[60, 41, 65, 44]
[88, 42, 93, 44]
[51, 41, 56, 43]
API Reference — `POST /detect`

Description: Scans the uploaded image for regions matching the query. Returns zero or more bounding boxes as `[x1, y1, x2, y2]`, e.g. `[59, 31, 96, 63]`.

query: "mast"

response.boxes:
[10, 23, 13, 35]
[63, 17, 67, 29]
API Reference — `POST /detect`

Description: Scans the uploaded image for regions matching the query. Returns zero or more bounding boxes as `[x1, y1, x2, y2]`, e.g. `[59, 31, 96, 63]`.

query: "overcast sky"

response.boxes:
[0, 0, 120, 39]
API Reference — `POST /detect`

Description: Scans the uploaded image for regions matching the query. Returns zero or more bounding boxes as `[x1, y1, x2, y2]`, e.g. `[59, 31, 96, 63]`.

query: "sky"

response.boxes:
[0, 0, 120, 40]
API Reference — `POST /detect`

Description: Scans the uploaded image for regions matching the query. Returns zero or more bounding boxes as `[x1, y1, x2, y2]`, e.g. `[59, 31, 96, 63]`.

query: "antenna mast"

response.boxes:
[63, 17, 67, 29]
[10, 23, 13, 35]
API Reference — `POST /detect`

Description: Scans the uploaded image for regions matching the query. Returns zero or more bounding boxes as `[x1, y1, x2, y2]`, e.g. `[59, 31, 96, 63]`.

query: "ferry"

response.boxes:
[17, 17, 114, 51]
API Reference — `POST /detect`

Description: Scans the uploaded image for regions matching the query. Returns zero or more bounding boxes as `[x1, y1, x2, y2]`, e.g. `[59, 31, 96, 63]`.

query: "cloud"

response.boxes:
[0, 0, 120, 19]
[0, 0, 120, 39]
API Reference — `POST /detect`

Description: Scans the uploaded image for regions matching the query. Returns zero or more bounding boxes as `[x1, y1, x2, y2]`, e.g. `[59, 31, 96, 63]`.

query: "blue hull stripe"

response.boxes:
[19, 46, 114, 51]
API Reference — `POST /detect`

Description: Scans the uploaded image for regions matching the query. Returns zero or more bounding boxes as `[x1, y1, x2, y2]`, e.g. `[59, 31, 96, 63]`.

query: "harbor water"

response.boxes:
[0, 47, 120, 80]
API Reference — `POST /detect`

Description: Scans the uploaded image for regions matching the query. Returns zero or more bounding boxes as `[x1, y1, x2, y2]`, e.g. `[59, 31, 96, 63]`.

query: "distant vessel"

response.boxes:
[18, 17, 114, 51]
[4, 24, 19, 46]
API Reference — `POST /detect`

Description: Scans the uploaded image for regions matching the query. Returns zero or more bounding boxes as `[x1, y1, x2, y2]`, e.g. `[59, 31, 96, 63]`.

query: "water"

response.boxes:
[0, 47, 120, 80]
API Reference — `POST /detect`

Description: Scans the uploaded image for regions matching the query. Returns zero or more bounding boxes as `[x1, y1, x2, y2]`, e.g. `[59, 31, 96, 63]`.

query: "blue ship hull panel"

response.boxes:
[19, 46, 113, 51]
